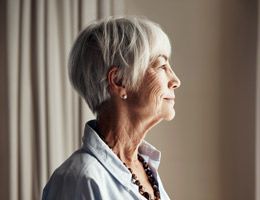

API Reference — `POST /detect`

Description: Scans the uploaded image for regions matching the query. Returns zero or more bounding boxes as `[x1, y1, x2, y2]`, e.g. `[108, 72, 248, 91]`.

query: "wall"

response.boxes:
[125, 0, 257, 200]
[256, 0, 260, 199]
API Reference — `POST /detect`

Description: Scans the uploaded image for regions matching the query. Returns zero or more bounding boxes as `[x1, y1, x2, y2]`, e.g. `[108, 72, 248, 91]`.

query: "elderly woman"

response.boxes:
[42, 16, 180, 200]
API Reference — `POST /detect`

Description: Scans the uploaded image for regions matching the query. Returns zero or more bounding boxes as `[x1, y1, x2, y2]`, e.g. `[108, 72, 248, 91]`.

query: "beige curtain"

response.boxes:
[0, 0, 124, 200]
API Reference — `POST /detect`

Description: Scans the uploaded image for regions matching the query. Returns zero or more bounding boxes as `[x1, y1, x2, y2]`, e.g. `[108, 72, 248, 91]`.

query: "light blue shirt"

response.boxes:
[42, 120, 171, 200]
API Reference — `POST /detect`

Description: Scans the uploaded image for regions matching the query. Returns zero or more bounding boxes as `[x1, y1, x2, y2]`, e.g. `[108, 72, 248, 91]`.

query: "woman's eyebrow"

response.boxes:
[150, 54, 168, 67]
[158, 54, 168, 61]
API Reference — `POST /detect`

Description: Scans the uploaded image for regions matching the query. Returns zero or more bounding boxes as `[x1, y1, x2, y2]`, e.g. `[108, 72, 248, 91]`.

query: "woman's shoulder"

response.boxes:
[52, 148, 106, 180]
[42, 148, 109, 199]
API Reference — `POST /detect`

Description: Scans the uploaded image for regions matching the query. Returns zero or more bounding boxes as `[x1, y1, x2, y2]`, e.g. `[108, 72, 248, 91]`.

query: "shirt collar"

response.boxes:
[81, 120, 162, 186]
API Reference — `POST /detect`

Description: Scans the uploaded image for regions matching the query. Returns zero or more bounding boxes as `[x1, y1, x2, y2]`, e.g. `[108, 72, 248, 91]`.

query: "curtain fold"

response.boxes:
[1, 0, 124, 199]
[0, 0, 9, 199]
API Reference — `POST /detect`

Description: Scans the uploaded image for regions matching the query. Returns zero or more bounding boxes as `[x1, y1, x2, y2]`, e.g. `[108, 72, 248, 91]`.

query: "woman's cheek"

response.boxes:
[146, 76, 163, 107]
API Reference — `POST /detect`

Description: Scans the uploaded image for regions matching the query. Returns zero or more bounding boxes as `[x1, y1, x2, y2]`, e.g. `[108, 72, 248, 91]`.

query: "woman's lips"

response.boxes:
[163, 97, 175, 105]
[163, 96, 175, 100]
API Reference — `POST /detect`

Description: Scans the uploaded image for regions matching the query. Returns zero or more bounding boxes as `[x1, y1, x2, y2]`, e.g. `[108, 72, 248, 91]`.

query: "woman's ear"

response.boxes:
[107, 66, 127, 98]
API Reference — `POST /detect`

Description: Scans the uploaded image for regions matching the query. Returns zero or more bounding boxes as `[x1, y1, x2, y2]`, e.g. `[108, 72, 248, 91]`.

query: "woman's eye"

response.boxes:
[160, 65, 167, 70]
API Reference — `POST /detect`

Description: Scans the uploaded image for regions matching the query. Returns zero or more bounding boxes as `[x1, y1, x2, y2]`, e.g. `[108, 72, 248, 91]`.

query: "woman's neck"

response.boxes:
[97, 115, 142, 165]
[97, 103, 161, 166]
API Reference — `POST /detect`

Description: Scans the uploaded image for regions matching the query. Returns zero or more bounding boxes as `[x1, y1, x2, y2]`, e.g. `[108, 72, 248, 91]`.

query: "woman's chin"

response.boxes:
[163, 110, 176, 121]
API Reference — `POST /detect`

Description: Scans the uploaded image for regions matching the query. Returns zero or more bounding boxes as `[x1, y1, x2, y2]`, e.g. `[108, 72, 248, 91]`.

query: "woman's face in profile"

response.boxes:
[128, 55, 181, 121]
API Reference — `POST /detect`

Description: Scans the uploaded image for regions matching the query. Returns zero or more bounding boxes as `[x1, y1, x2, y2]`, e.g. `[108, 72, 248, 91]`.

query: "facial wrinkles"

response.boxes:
[142, 70, 164, 116]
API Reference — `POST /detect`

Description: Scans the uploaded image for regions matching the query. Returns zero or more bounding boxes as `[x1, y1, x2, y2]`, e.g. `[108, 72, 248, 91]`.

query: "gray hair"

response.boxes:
[68, 16, 171, 115]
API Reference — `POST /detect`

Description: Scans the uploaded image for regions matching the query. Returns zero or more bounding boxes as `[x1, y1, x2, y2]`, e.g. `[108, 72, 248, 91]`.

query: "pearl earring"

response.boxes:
[121, 94, 127, 99]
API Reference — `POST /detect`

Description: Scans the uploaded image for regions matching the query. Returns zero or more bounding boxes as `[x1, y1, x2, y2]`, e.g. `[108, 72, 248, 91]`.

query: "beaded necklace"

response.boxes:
[123, 154, 161, 200]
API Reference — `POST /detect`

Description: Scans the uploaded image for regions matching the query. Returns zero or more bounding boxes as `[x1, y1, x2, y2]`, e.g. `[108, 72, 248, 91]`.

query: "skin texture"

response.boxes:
[97, 55, 181, 198]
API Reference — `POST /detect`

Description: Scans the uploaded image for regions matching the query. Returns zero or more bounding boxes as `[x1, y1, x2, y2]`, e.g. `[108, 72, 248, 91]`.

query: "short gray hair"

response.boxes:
[68, 16, 171, 115]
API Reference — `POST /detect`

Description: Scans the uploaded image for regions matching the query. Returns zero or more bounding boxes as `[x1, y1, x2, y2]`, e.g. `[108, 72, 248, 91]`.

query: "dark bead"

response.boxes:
[146, 170, 153, 176]
[143, 192, 150, 199]
[154, 189, 159, 194]
[135, 180, 140, 186]
[154, 191, 160, 197]
[144, 163, 149, 169]
[132, 174, 137, 180]
[153, 184, 158, 190]
[138, 155, 144, 162]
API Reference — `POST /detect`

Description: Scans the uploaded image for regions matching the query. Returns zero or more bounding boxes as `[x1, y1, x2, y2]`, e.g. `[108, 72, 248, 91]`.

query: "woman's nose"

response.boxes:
[168, 71, 181, 89]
